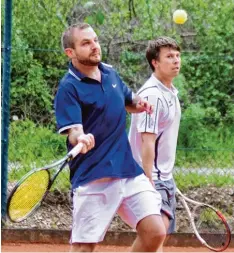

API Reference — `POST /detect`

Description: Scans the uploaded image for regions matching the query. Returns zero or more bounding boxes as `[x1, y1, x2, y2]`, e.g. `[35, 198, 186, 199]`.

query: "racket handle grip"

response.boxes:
[68, 142, 84, 159]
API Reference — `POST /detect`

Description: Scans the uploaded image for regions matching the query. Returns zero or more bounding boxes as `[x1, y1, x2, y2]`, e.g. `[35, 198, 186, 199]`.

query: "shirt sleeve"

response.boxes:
[136, 94, 162, 135]
[54, 84, 82, 134]
[115, 72, 133, 105]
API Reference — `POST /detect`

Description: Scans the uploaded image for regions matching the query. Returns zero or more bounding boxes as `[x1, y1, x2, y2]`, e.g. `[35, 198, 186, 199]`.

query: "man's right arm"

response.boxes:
[68, 125, 95, 154]
[54, 85, 95, 154]
[141, 133, 157, 185]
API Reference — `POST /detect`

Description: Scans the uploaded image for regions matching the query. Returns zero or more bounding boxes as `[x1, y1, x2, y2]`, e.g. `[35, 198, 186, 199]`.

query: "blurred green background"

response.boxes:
[2, 0, 234, 191]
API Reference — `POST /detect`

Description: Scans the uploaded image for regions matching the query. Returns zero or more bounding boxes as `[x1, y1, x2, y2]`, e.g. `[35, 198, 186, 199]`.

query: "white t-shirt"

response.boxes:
[129, 74, 181, 181]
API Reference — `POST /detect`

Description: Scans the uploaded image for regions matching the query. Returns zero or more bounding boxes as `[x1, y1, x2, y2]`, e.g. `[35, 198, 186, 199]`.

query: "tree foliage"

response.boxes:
[2, 0, 234, 132]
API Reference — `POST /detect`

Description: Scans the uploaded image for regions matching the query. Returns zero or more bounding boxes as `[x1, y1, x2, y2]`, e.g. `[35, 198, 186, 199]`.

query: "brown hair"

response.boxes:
[146, 36, 180, 71]
[61, 23, 91, 50]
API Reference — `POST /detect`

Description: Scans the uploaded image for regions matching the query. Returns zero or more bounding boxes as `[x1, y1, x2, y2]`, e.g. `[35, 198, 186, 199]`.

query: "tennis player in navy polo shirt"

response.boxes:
[54, 23, 165, 252]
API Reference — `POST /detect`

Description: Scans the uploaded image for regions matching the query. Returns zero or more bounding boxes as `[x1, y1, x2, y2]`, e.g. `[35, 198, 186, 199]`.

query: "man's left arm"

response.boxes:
[116, 73, 152, 114]
[125, 93, 153, 114]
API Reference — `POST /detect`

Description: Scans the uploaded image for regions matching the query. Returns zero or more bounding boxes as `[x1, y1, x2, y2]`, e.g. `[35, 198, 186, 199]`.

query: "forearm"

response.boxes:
[125, 105, 138, 113]
[125, 93, 141, 113]
[68, 125, 95, 154]
[141, 141, 155, 179]
[68, 125, 84, 146]
[126, 93, 153, 114]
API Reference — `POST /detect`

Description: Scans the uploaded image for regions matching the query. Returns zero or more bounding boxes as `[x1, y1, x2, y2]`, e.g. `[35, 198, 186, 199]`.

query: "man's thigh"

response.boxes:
[117, 174, 162, 229]
[71, 179, 123, 243]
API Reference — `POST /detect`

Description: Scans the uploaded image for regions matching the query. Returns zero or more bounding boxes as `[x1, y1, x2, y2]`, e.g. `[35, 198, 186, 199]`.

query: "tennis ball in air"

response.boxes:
[84, 1, 95, 9]
[173, 9, 188, 24]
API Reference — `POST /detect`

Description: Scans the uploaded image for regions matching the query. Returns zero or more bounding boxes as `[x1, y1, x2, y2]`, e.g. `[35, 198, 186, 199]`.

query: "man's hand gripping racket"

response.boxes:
[7, 141, 87, 223]
[177, 188, 231, 252]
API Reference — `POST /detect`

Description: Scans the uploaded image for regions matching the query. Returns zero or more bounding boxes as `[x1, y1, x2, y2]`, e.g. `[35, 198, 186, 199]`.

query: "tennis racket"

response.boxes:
[7, 142, 84, 223]
[176, 187, 231, 252]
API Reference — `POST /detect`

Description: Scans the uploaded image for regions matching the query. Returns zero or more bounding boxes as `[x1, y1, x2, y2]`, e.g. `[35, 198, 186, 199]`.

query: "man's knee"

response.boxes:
[140, 226, 166, 245]
[137, 215, 166, 248]
[71, 243, 96, 252]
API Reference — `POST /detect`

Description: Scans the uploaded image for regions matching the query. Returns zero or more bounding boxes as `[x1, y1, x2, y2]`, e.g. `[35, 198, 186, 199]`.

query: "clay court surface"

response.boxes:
[2, 243, 234, 252]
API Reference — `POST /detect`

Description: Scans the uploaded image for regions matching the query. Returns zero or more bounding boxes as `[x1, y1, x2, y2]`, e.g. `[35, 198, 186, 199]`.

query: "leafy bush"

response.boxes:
[181, 53, 234, 124]
[178, 103, 234, 149]
[8, 119, 66, 180]
[4, 0, 233, 125]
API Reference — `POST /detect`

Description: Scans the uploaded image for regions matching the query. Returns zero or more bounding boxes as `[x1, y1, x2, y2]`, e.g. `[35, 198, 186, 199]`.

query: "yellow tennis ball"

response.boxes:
[173, 9, 188, 24]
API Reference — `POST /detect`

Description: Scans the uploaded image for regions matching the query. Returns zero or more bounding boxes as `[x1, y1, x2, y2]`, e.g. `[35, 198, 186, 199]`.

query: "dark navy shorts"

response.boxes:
[154, 178, 176, 234]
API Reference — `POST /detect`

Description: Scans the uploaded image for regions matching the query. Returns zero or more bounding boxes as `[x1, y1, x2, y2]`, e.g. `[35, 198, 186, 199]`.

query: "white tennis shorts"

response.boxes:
[71, 173, 162, 243]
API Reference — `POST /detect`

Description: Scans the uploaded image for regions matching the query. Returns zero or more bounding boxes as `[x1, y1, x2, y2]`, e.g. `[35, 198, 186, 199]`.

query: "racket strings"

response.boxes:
[8, 170, 50, 222]
[194, 205, 230, 250]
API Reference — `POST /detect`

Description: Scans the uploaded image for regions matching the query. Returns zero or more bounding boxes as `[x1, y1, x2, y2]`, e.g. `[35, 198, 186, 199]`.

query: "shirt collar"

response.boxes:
[68, 62, 110, 82]
[151, 74, 179, 96]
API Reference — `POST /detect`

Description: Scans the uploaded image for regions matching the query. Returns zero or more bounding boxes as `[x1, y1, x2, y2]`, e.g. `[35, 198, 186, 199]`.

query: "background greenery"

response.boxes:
[2, 0, 234, 190]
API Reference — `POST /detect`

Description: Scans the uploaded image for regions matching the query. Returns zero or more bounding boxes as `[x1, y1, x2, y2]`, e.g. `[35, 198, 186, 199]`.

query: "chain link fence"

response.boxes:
[7, 119, 234, 192]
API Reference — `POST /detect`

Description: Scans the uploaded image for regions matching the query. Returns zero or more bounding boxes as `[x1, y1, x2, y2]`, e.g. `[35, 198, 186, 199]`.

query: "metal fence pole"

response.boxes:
[1, 0, 13, 223]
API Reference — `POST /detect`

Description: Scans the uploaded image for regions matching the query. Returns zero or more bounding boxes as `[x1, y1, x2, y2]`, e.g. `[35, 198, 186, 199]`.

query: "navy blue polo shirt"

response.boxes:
[54, 62, 143, 189]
